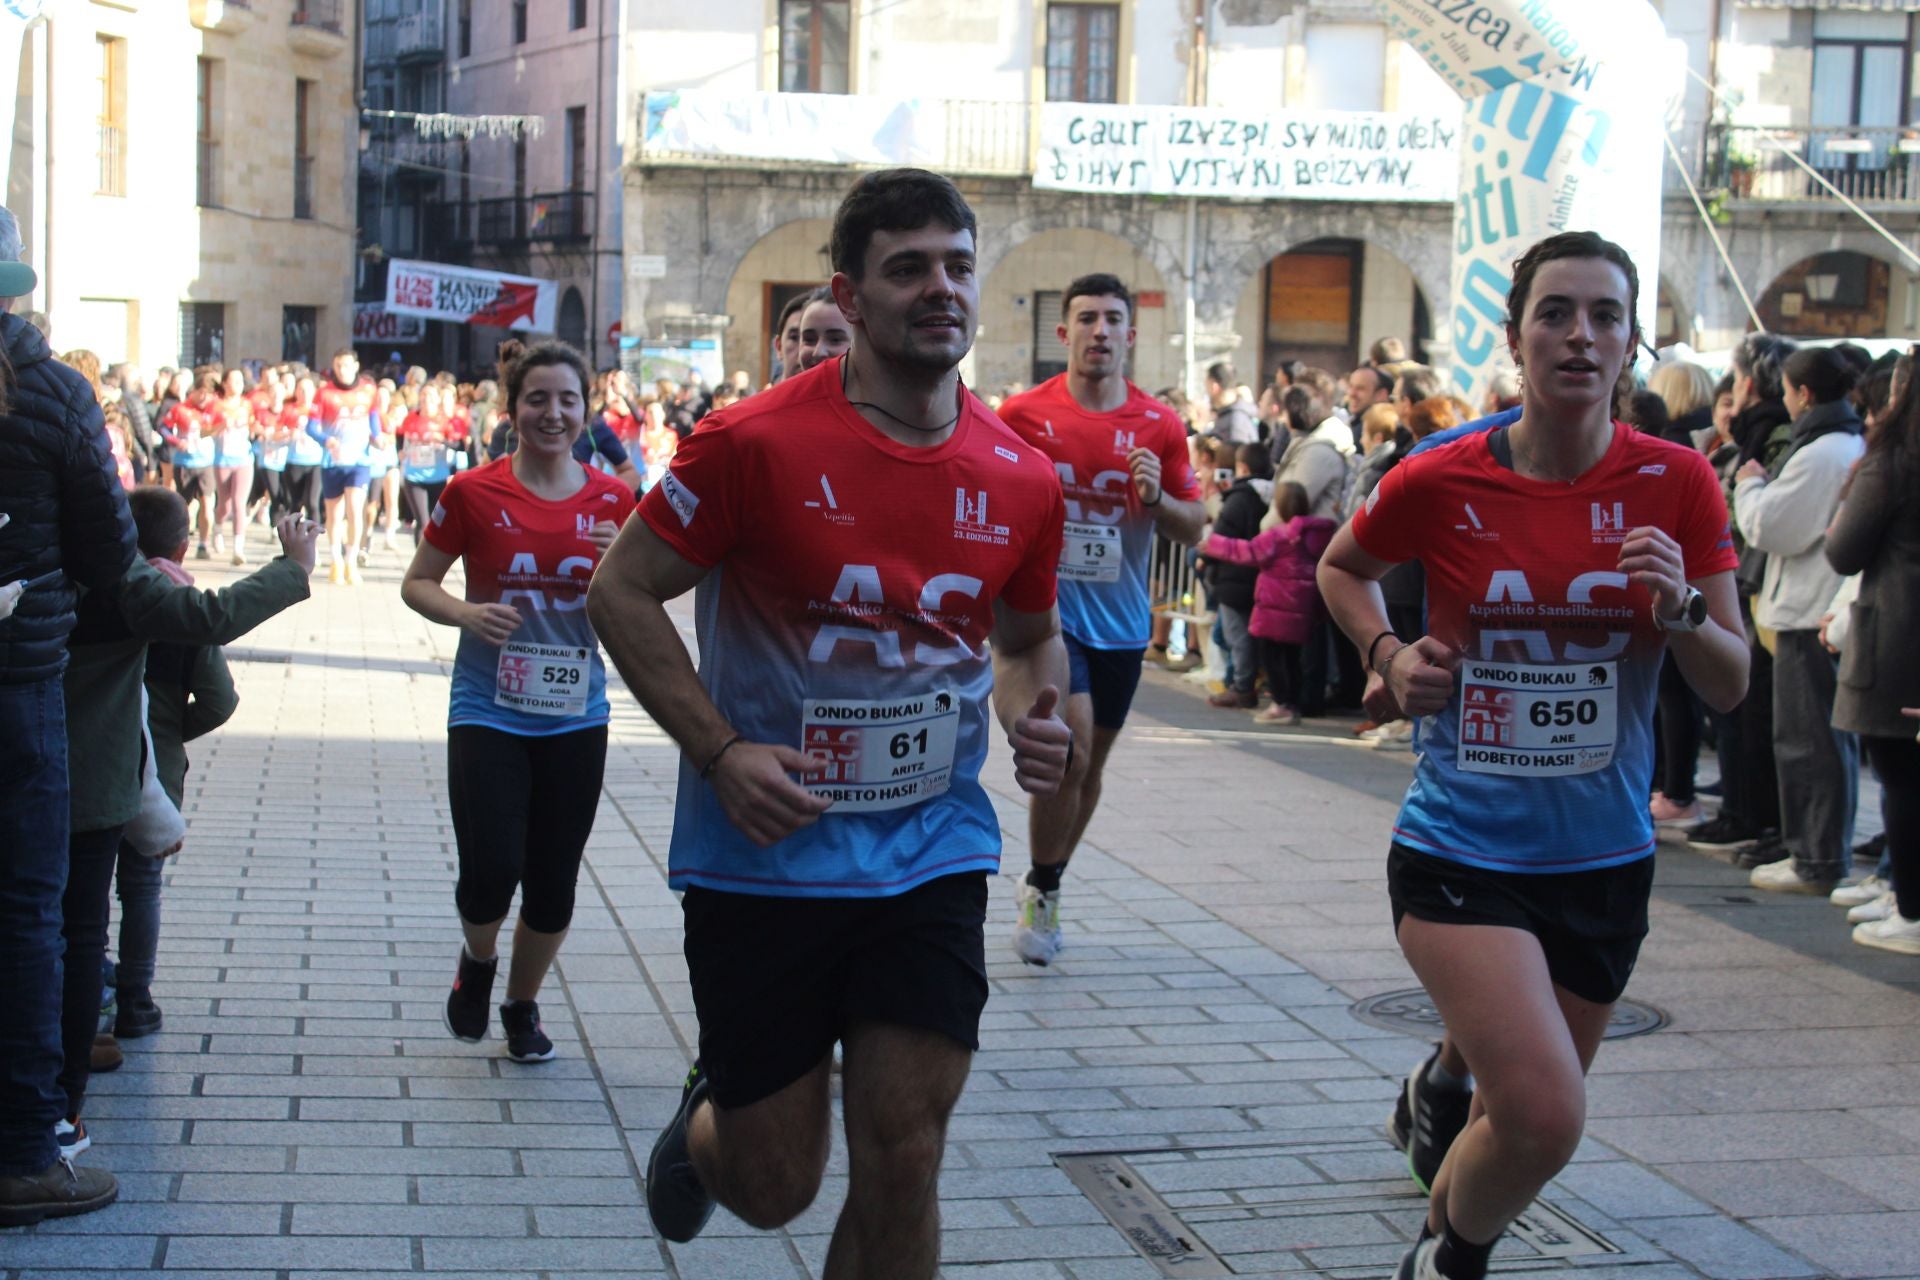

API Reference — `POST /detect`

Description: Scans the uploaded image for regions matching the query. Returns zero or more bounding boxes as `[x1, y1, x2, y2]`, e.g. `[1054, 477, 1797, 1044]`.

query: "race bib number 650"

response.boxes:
[800, 692, 960, 813]
[1457, 660, 1617, 777]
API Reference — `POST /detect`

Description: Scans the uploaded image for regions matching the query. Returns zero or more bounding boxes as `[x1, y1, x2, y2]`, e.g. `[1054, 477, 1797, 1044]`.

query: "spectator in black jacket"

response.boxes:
[0, 204, 135, 1225]
[1206, 443, 1273, 709]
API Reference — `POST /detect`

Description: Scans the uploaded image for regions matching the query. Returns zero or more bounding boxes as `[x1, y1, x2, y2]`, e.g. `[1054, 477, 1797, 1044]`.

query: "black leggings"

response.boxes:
[282, 464, 323, 522]
[1655, 650, 1702, 802]
[1261, 638, 1303, 708]
[1864, 735, 1920, 919]
[447, 723, 607, 933]
[404, 480, 447, 544]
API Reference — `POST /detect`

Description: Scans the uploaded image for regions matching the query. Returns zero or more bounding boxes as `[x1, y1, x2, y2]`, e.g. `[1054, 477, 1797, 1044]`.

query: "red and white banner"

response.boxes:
[352, 303, 426, 344]
[383, 259, 558, 332]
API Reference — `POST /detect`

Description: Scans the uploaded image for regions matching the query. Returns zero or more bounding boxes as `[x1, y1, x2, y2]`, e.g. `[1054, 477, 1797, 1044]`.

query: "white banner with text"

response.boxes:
[1032, 103, 1459, 201]
[383, 259, 558, 333]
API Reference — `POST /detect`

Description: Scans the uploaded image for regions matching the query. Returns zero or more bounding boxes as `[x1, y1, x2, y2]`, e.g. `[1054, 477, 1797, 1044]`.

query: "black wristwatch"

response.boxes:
[1653, 586, 1707, 633]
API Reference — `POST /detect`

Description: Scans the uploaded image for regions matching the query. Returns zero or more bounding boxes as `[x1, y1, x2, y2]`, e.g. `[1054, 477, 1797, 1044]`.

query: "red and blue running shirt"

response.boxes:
[1350, 422, 1737, 873]
[314, 377, 377, 469]
[998, 376, 1200, 650]
[638, 357, 1066, 899]
[425, 456, 635, 737]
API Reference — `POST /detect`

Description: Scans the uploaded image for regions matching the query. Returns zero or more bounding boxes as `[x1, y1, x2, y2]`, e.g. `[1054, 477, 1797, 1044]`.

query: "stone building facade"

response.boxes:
[9, 0, 357, 370]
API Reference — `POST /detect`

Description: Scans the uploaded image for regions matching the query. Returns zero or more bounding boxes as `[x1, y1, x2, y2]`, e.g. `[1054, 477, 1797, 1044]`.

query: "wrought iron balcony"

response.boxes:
[1709, 123, 1920, 206]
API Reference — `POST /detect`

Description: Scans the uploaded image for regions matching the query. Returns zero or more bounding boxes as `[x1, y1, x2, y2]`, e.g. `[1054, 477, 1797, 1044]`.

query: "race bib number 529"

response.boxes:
[800, 692, 960, 813]
[1457, 660, 1617, 777]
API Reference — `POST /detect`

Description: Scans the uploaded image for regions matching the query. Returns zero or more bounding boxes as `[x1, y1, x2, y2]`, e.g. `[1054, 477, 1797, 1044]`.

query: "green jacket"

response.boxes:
[64, 557, 309, 831]
[143, 638, 239, 809]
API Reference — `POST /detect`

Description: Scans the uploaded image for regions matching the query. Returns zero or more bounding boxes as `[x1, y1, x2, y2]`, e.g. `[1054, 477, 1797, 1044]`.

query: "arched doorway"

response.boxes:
[1235, 239, 1434, 384]
[557, 286, 588, 351]
[975, 227, 1173, 397]
[720, 218, 834, 385]
[1655, 276, 1690, 350]
[1757, 251, 1898, 338]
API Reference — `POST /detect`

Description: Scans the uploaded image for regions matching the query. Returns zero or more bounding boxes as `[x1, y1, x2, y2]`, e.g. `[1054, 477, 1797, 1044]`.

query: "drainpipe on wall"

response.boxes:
[1182, 0, 1208, 400]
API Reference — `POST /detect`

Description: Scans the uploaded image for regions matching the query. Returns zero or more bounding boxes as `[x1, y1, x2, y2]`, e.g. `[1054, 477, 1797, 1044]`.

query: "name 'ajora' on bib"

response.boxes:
[1456, 658, 1618, 778]
[1059, 520, 1122, 583]
[495, 640, 590, 717]
[799, 691, 961, 814]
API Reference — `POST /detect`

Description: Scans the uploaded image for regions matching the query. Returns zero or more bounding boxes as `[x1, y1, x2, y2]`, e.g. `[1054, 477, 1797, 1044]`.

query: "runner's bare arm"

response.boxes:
[989, 602, 1073, 795]
[1318, 524, 1456, 718]
[400, 540, 522, 647]
[588, 518, 829, 847]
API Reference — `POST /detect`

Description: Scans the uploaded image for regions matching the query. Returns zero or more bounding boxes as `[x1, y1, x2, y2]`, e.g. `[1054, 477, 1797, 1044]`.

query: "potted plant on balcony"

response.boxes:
[1726, 143, 1758, 198]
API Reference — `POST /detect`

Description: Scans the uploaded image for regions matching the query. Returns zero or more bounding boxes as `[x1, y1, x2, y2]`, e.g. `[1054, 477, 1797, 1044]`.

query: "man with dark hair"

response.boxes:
[1205, 361, 1258, 445]
[589, 167, 1071, 1277]
[1394, 363, 1446, 410]
[996, 274, 1206, 965]
[1346, 364, 1394, 433]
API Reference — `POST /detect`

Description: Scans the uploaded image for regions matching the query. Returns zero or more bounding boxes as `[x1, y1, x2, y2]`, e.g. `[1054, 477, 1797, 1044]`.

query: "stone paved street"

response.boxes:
[5, 551, 1916, 1279]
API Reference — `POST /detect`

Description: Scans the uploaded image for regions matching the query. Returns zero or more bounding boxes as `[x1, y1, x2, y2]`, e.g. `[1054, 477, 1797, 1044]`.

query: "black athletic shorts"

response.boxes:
[1064, 633, 1147, 730]
[1386, 844, 1655, 1006]
[681, 871, 989, 1110]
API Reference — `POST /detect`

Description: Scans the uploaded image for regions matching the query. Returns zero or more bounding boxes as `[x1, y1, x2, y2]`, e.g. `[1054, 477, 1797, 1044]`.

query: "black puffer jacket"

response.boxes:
[0, 313, 138, 683]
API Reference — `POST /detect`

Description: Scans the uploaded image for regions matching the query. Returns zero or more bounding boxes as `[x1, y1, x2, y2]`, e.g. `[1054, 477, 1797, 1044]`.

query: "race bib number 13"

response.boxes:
[1457, 660, 1617, 777]
[800, 692, 960, 813]
[1059, 520, 1122, 583]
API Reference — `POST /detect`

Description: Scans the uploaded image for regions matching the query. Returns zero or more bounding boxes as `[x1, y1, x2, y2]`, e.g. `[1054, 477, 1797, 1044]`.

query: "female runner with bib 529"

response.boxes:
[400, 341, 634, 1063]
[1317, 232, 1749, 1280]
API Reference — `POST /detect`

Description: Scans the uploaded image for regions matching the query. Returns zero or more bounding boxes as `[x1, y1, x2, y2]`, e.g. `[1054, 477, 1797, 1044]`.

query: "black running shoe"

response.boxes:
[442, 949, 497, 1043]
[647, 1062, 716, 1244]
[500, 999, 556, 1063]
[1686, 814, 1758, 852]
[1403, 1047, 1473, 1194]
[1388, 1068, 1414, 1152]
[1734, 831, 1788, 870]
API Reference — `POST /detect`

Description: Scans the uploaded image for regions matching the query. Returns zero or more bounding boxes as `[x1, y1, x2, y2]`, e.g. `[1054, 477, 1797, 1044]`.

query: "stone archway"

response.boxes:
[1756, 249, 1903, 339]
[718, 216, 836, 381]
[974, 226, 1176, 396]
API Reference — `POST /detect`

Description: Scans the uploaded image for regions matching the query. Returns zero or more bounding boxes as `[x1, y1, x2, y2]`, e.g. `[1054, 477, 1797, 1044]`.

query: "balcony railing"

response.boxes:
[291, 0, 343, 32]
[97, 124, 126, 196]
[1710, 123, 1920, 205]
[462, 192, 596, 248]
[294, 154, 315, 220]
[394, 9, 444, 63]
[638, 90, 1031, 176]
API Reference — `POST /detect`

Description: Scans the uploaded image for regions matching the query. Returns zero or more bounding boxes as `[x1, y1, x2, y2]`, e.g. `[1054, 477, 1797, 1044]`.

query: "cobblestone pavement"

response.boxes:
[7, 552, 1915, 1279]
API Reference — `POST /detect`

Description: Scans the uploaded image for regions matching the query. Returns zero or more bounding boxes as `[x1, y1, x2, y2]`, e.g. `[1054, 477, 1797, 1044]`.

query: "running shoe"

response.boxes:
[1853, 912, 1920, 955]
[1751, 860, 1838, 895]
[194, 543, 211, 561]
[500, 999, 556, 1063]
[1686, 814, 1758, 851]
[1400, 1045, 1473, 1193]
[1254, 703, 1300, 725]
[1012, 875, 1063, 966]
[1832, 875, 1889, 909]
[646, 1062, 716, 1243]
[1850, 891, 1897, 925]
[443, 949, 498, 1043]
[1394, 1237, 1445, 1280]
[54, 1119, 90, 1159]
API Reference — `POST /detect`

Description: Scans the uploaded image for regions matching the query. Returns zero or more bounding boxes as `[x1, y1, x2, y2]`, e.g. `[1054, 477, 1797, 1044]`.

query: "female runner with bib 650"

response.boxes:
[1318, 233, 1750, 1280]
[400, 341, 634, 1063]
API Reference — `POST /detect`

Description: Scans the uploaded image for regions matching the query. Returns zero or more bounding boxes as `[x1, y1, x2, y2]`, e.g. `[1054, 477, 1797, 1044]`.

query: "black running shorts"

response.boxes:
[1064, 633, 1147, 730]
[1386, 844, 1655, 1006]
[681, 871, 989, 1110]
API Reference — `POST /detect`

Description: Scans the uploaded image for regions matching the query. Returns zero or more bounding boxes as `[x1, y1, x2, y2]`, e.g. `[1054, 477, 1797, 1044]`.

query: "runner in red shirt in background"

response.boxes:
[995, 275, 1205, 965]
[401, 341, 633, 1064]
[313, 349, 378, 585]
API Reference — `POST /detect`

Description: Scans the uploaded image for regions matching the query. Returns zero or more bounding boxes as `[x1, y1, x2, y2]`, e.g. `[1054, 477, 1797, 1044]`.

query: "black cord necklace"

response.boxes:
[842, 358, 962, 434]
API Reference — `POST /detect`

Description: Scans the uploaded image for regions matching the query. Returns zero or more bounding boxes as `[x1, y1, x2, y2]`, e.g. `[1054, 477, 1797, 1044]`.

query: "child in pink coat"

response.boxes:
[1203, 482, 1336, 723]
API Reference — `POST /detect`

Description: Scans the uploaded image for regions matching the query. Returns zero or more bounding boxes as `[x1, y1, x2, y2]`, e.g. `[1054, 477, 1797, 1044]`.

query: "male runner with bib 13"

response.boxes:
[589, 168, 1072, 1280]
[995, 277, 1205, 965]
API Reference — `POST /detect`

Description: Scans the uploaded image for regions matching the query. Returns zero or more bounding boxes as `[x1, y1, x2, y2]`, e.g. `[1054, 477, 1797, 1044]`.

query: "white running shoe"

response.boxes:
[1831, 875, 1888, 909]
[1849, 890, 1897, 925]
[1853, 912, 1920, 956]
[1012, 877, 1063, 967]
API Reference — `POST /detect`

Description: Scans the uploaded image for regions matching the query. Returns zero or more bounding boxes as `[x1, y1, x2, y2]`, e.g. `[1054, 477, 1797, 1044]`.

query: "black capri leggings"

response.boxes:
[447, 723, 607, 934]
[404, 480, 447, 544]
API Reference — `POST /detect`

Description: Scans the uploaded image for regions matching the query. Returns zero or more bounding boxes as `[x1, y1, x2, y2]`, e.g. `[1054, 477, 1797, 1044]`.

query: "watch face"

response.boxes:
[1686, 589, 1708, 625]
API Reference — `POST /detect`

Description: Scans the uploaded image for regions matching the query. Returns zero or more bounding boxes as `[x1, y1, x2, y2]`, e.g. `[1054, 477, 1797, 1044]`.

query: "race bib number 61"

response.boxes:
[1457, 660, 1617, 778]
[800, 692, 960, 813]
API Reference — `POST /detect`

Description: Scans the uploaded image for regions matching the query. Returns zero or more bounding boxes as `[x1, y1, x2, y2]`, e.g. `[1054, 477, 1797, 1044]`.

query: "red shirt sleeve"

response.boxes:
[422, 471, 469, 557]
[1348, 452, 1426, 565]
[1675, 448, 1740, 579]
[637, 418, 742, 567]
[999, 473, 1066, 615]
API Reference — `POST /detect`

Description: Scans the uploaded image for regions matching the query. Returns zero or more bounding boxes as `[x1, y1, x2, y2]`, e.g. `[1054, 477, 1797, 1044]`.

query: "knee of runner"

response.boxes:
[725, 1154, 825, 1229]
[847, 1119, 949, 1199]
[1490, 1084, 1586, 1168]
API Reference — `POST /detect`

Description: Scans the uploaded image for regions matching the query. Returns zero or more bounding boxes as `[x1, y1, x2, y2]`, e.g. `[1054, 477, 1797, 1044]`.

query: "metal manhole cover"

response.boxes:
[1058, 1135, 1647, 1277]
[1351, 988, 1669, 1040]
